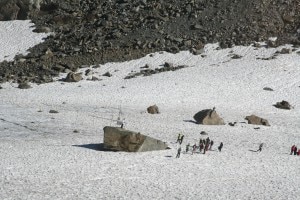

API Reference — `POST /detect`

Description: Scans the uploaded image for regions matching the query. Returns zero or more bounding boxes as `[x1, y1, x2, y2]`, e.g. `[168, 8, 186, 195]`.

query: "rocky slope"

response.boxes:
[0, 0, 299, 84]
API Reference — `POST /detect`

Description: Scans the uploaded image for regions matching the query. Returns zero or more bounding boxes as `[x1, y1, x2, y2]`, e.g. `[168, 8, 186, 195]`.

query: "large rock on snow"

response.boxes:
[274, 100, 292, 110]
[103, 126, 168, 152]
[64, 72, 82, 82]
[147, 105, 160, 114]
[245, 115, 270, 126]
[193, 109, 225, 125]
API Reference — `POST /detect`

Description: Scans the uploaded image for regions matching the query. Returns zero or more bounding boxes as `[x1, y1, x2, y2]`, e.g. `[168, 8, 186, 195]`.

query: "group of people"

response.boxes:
[190, 137, 223, 154]
[291, 145, 300, 155]
[175, 134, 224, 158]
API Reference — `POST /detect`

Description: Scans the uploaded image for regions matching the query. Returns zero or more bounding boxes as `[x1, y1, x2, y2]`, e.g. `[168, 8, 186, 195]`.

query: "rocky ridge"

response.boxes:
[0, 0, 299, 84]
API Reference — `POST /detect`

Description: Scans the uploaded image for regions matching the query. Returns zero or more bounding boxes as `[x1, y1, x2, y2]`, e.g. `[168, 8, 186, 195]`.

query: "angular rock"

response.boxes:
[49, 110, 59, 113]
[263, 87, 274, 91]
[103, 71, 112, 77]
[193, 109, 225, 125]
[103, 126, 168, 152]
[64, 72, 82, 82]
[245, 115, 270, 126]
[147, 105, 160, 114]
[274, 100, 292, 110]
[18, 82, 31, 89]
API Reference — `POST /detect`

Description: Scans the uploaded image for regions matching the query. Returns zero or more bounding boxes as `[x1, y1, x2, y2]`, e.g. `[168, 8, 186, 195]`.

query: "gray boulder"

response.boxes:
[274, 100, 292, 110]
[193, 109, 225, 125]
[64, 72, 82, 82]
[147, 105, 160, 114]
[245, 115, 270, 126]
[18, 82, 31, 89]
[103, 126, 168, 152]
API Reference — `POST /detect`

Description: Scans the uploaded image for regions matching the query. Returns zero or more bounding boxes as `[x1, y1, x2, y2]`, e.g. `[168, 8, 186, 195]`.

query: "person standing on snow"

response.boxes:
[186, 143, 190, 153]
[176, 146, 182, 158]
[179, 135, 184, 144]
[257, 143, 263, 152]
[209, 140, 214, 150]
[204, 140, 210, 154]
[291, 145, 296, 155]
[176, 133, 181, 143]
[192, 143, 197, 155]
[200, 142, 204, 153]
[121, 118, 125, 128]
[294, 146, 298, 155]
[218, 142, 223, 152]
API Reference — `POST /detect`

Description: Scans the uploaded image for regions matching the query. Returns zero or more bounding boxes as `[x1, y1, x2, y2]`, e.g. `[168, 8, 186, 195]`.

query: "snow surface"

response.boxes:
[0, 21, 300, 200]
[0, 20, 49, 62]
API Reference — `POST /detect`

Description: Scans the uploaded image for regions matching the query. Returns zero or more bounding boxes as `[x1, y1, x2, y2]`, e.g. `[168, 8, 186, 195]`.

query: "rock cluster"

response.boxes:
[0, 0, 299, 84]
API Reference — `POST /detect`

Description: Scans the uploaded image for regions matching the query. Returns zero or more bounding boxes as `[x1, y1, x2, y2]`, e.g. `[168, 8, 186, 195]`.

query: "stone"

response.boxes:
[49, 110, 59, 113]
[245, 115, 270, 126]
[147, 105, 160, 114]
[200, 131, 208, 135]
[280, 48, 292, 54]
[103, 126, 168, 152]
[263, 87, 274, 91]
[103, 72, 112, 77]
[64, 72, 82, 82]
[274, 100, 292, 110]
[18, 82, 31, 89]
[193, 109, 225, 125]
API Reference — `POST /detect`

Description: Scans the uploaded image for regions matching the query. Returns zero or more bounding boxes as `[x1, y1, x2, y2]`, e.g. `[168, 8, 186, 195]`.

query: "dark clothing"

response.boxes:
[218, 142, 223, 152]
[179, 135, 184, 144]
[176, 147, 181, 158]
[257, 143, 263, 152]
[186, 144, 190, 152]
[210, 140, 214, 150]
[200, 143, 204, 152]
[294, 147, 298, 155]
[291, 145, 295, 155]
[204, 143, 209, 154]
[177, 134, 181, 143]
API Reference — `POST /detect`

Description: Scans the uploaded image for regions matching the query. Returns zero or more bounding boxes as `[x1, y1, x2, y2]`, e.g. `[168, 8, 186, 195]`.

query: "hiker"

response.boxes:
[186, 143, 190, 153]
[180, 135, 184, 144]
[205, 137, 210, 150]
[291, 145, 296, 155]
[208, 107, 215, 117]
[204, 139, 210, 154]
[200, 142, 204, 152]
[199, 139, 203, 147]
[121, 118, 125, 128]
[257, 143, 263, 152]
[209, 140, 214, 150]
[218, 142, 223, 152]
[206, 137, 210, 145]
[192, 143, 197, 155]
[176, 133, 181, 143]
[294, 146, 298, 155]
[176, 146, 182, 158]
